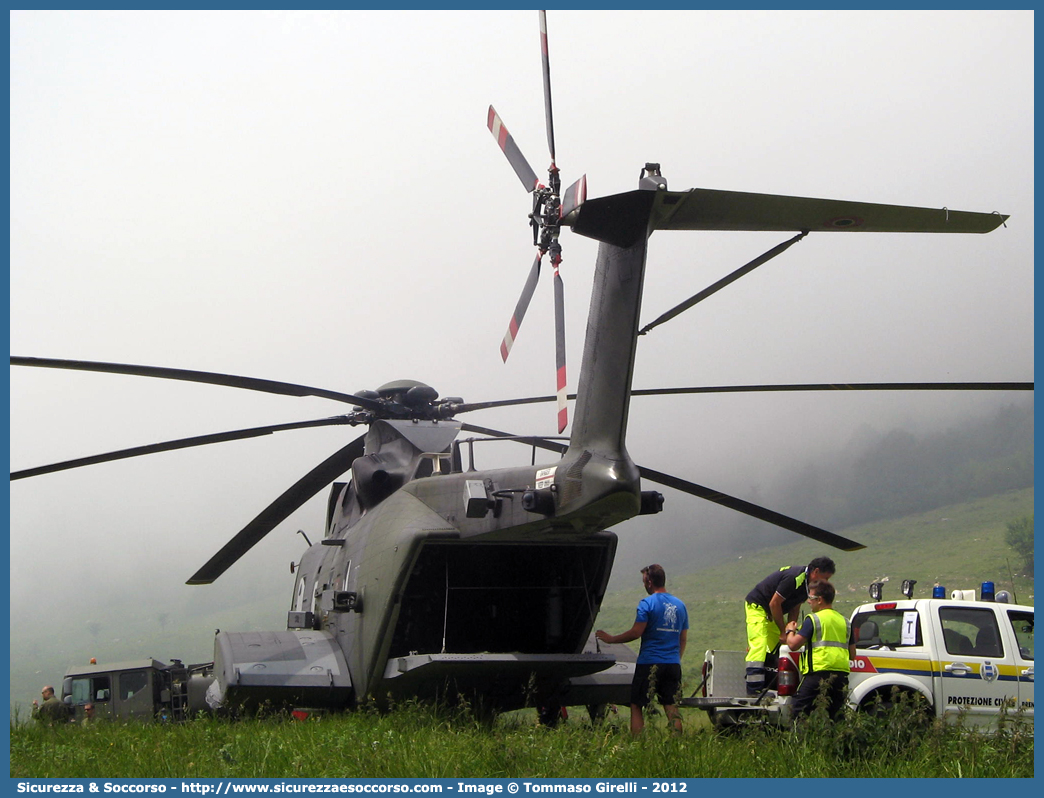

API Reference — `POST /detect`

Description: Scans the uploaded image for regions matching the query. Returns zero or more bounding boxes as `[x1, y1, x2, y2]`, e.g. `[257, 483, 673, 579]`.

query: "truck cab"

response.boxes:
[61, 658, 216, 722]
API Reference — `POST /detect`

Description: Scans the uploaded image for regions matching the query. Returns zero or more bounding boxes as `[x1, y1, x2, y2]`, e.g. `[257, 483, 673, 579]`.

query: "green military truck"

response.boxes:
[61, 658, 215, 722]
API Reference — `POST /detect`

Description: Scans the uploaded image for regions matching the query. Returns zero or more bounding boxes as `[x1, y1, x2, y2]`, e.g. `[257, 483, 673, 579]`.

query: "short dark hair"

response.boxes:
[642, 564, 666, 588]
[809, 556, 835, 575]
[809, 580, 835, 604]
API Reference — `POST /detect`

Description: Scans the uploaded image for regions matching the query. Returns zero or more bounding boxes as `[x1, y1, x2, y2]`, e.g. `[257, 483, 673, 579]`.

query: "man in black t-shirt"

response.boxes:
[743, 556, 835, 695]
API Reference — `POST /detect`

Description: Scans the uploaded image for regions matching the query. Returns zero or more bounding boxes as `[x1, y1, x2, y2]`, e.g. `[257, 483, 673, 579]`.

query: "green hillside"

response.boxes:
[594, 487, 1034, 683]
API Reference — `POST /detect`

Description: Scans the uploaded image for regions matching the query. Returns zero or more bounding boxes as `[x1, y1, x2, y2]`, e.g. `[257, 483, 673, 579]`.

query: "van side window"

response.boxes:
[938, 607, 1002, 658]
[1007, 610, 1034, 660]
[852, 609, 922, 648]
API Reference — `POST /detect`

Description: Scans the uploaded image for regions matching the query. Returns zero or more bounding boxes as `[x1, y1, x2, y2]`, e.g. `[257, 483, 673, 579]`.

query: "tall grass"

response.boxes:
[10, 701, 1033, 779]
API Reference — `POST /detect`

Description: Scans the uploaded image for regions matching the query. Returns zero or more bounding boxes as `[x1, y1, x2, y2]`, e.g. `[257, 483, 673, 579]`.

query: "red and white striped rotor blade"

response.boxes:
[552, 254, 568, 433]
[500, 250, 544, 362]
[487, 106, 541, 193]
[560, 174, 587, 220]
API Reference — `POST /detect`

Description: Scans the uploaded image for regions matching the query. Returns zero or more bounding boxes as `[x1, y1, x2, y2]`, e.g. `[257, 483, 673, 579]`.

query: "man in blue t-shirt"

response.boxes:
[596, 564, 688, 735]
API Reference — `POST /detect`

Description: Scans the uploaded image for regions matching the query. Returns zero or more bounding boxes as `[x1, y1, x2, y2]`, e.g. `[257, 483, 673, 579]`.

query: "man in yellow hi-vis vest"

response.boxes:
[743, 557, 835, 695]
[784, 580, 855, 719]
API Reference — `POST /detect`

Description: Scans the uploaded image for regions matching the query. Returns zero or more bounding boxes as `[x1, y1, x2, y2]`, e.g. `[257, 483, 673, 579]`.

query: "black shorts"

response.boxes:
[630, 662, 682, 707]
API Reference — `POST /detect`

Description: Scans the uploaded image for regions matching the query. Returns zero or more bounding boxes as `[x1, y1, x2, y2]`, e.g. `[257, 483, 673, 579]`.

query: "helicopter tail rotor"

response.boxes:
[489, 10, 585, 434]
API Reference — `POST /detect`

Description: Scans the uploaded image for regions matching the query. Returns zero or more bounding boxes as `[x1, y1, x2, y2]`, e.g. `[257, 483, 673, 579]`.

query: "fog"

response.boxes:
[8, 10, 1033, 688]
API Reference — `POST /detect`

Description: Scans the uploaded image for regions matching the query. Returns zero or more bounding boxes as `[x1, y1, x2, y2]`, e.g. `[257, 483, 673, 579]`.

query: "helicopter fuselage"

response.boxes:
[210, 424, 644, 712]
[209, 194, 658, 713]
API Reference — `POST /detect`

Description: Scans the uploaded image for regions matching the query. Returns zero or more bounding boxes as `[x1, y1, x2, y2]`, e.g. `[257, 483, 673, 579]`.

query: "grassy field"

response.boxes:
[9, 701, 1034, 778]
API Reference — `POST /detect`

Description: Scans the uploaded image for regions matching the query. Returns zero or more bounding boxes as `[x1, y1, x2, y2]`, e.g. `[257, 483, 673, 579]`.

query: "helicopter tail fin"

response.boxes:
[553, 189, 658, 524]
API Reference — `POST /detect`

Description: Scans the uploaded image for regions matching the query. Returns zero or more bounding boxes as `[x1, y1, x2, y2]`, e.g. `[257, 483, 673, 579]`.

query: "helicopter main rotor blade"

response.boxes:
[451, 381, 1033, 414]
[458, 422, 863, 551]
[629, 382, 1035, 397]
[487, 106, 541, 193]
[552, 252, 568, 433]
[501, 250, 545, 362]
[636, 465, 864, 552]
[187, 433, 367, 585]
[460, 422, 566, 453]
[539, 9, 556, 164]
[10, 415, 358, 481]
[11, 356, 385, 412]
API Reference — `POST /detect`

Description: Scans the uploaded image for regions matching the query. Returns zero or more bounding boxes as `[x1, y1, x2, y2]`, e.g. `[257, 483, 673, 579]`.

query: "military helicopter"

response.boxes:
[10, 11, 1028, 718]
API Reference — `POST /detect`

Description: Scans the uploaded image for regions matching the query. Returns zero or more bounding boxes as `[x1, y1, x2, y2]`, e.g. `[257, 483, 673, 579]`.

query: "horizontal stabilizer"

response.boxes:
[649, 187, 1007, 234]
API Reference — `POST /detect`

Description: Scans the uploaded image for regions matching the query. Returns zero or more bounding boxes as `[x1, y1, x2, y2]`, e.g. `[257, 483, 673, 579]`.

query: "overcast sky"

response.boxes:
[8, 10, 1033, 669]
